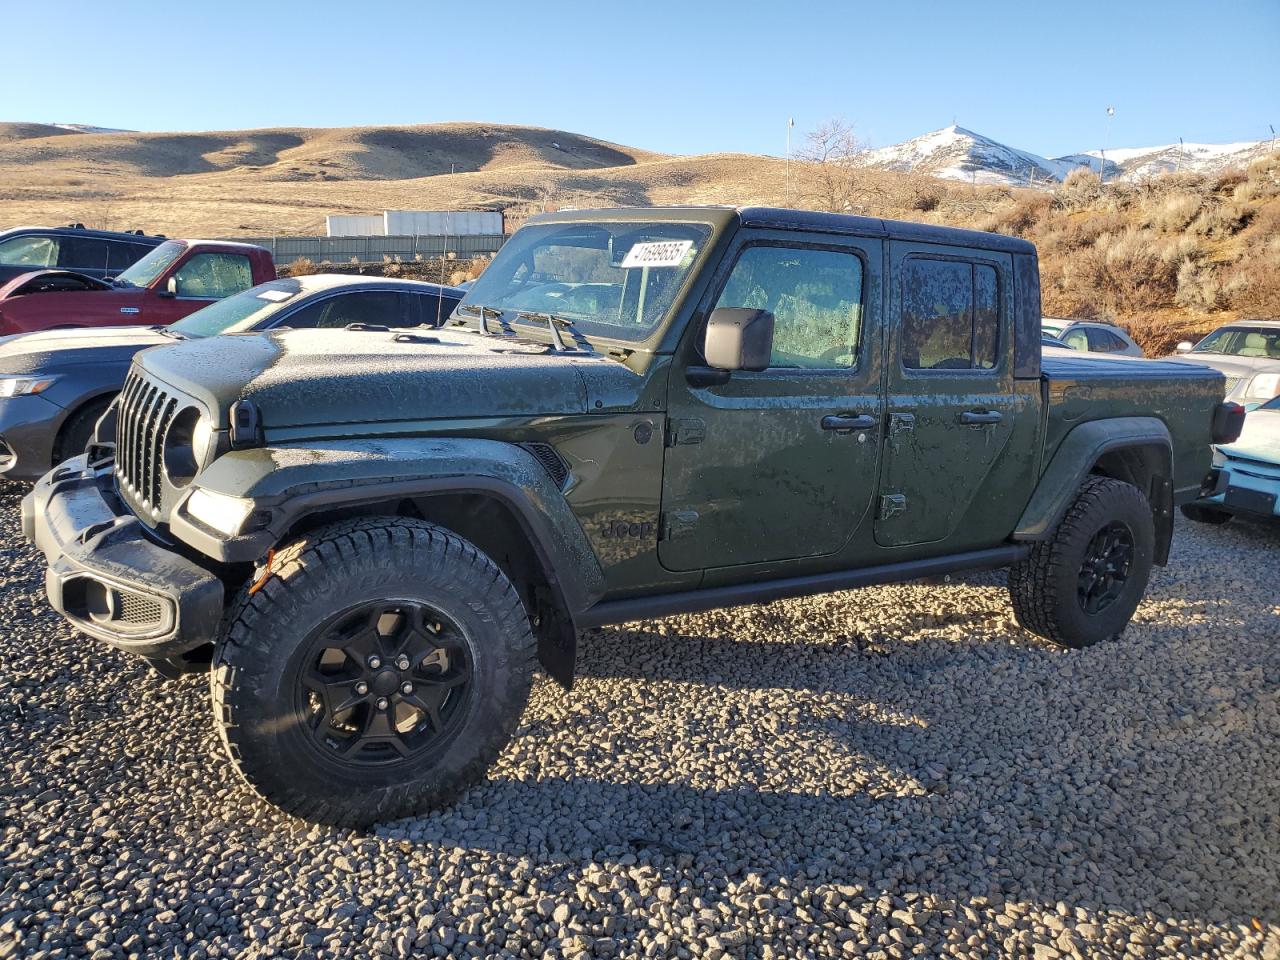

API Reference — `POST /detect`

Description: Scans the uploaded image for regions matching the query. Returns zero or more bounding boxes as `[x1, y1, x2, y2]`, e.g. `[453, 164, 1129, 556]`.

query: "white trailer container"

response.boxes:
[326, 214, 387, 237]
[382, 210, 503, 237]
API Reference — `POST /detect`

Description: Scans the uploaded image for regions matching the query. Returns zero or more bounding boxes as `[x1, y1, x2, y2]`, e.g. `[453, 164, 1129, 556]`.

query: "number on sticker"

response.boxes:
[620, 240, 694, 269]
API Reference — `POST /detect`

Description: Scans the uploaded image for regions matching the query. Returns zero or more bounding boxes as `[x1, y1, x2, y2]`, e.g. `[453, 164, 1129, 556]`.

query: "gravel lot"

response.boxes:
[1, 481, 1277, 960]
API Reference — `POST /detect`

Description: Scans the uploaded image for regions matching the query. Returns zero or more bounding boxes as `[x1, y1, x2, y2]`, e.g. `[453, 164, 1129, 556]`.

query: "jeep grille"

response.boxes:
[115, 370, 180, 521]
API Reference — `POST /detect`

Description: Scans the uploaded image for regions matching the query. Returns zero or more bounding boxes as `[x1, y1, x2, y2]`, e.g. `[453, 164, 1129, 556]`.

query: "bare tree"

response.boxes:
[793, 119, 887, 215]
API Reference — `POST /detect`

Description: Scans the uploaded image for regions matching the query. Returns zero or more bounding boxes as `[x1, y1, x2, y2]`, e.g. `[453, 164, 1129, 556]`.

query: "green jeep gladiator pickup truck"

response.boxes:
[23, 206, 1242, 825]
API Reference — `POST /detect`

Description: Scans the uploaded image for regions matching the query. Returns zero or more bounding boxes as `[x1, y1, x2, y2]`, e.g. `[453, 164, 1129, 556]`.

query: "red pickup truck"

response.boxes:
[0, 239, 274, 336]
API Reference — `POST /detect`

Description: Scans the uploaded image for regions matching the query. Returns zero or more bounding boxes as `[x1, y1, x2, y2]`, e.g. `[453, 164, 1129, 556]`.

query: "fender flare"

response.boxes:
[170, 437, 605, 681]
[1014, 417, 1175, 560]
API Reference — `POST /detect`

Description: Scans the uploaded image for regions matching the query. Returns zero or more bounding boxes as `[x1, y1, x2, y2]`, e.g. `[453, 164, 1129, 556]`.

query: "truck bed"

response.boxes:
[1040, 349, 1224, 500]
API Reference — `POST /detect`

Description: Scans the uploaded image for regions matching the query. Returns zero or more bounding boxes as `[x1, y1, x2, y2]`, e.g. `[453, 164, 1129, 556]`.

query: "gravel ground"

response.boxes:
[1, 481, 1277, 960]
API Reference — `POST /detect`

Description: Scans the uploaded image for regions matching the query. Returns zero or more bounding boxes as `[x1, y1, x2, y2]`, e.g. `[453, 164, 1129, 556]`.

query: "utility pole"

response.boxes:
[1100, 106, 1115, 182]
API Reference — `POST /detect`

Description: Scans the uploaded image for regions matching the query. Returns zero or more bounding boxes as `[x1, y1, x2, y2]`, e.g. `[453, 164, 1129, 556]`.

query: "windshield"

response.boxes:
[1192, 326, 1280, 359]
[1041, 322, 1065, 337]
[171, 279, 303, 337]
[459, 221, 713, 342]
[115, 240, 185, 288]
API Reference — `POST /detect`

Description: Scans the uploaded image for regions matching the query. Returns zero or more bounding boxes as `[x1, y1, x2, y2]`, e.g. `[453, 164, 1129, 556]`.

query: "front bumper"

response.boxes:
[23, 456, 225, 658]
[1189, 458, 1280, 520]
[0, 394, 64, 482]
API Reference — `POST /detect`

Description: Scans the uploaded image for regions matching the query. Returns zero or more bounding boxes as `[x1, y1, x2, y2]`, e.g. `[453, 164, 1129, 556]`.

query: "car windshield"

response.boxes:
[114, 240, 185, 288]
[458, 220, 713, 343]
[1192, 326, 1280, 359]
[171, 279, 304, 337]
[1041, 322, 1065, 337]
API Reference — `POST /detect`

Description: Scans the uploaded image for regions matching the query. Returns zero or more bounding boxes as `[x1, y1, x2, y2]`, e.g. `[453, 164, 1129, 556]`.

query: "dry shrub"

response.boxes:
[1194, 202, 1254, 237]
[1054, 168, 1103, 210]
[1125, 313, 1210, 356]
[283, 257, 318, 277]
[1175, 260, 1225, 311]
[1149, 194, 1201, 232]
[1224, 243, 1280, 315]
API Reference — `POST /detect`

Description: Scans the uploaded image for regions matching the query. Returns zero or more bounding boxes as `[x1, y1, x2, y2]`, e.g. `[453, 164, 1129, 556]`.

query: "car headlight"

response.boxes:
[1244, 373, 1280, 400]
[192, 414, 215, 464]
[184, 488, 255, 537]
[0, 376, 57, 398]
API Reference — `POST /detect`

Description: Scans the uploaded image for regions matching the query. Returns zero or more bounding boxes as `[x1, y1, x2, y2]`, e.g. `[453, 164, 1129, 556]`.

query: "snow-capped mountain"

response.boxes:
[47, 123, 132, 134]
[856, 125, 1274, 187]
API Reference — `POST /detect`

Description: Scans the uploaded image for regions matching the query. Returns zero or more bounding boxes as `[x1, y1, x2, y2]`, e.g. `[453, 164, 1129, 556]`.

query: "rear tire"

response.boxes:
[1180, 503, 1231, 525]
[1009, 476, 1154, 649]
[210, 516, 535, 826]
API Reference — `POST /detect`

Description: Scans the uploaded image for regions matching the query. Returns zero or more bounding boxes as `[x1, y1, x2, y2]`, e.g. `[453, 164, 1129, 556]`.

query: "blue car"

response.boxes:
[1182, 394, 1280, 525]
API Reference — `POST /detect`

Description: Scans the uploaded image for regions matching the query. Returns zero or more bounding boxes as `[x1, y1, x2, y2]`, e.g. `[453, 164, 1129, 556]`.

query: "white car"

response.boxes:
[1174, 320, 1280, 410]
[1042, 319, 1145, 357]
[1182, 393, 1280, 525]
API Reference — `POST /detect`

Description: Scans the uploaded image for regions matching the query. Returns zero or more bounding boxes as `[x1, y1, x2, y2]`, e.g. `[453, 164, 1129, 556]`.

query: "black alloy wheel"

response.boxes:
[1076, 521, 1135, 615]
[300, 601, 473, 765]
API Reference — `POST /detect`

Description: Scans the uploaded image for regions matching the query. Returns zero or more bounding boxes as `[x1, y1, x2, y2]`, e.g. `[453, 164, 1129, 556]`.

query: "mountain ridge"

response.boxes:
[856, 124, 1274, 187]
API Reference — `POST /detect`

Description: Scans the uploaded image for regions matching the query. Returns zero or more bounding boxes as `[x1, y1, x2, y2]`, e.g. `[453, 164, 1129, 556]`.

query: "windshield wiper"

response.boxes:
[154, 326, 189, 340]
[515, 311, 597, 353]
[456, 303, 515, 337]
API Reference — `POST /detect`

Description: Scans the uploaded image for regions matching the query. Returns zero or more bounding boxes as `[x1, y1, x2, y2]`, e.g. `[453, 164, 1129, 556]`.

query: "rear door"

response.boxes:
[659, 232, 884, 571]
[875, 243, 1036, 548]
[58, 236, 110, 278]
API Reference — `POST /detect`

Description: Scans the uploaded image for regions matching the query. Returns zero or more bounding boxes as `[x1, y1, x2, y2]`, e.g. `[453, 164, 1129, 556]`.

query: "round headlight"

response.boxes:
[163, 407, 208, 487]
[192, 414, 215, 464]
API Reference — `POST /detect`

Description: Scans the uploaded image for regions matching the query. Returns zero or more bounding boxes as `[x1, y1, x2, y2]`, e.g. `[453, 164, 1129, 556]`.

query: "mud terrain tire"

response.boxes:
[211, 517, 535, 826]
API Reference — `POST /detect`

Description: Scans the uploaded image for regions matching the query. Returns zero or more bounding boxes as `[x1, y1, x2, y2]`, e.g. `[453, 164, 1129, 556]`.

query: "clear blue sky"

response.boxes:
[7, 0, 1278, 157]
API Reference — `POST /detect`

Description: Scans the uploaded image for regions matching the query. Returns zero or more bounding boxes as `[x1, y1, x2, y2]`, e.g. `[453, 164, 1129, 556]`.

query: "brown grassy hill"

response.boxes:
[1, 122, 1275, 350]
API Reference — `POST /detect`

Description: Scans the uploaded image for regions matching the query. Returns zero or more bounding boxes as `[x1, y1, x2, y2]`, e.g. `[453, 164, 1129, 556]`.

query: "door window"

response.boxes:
[1063, 329, 1089, 351]
[279, 291, 408, 329]
[0, 235, 59, 267]
[58, 236, 109, 273]
[901, 258, 1000, 370]
[419, 293, 460, 327]
[107, 241, 147, 272]
[172, 253, 253, 299]
[712, 245, 864, 369]
[1087, 328, 1127, 352]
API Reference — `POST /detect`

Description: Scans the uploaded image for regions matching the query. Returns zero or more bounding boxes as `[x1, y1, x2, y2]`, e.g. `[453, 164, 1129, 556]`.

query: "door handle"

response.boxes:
[958, 410, 1003, 426]
[821, 413, 877, 432]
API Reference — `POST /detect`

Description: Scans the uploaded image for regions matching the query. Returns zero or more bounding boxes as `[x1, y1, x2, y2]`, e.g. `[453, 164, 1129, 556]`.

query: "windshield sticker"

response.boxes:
[256, 289, 295, 302]
[620, 240, 694, 269]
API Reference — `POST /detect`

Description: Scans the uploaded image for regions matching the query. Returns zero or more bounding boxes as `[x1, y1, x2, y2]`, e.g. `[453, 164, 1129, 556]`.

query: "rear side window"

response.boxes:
[713, 245, 864, 369]
[281, 291, 408, 329]
[1088, 328, 1127, 352]
[0, 234, 59, 267]
[173, 253, 253, 299]
[107, 241, 147, 272]
[420, 293, 460, 327]
[901, 258, 999, 371]
[58, 236, 109, 273]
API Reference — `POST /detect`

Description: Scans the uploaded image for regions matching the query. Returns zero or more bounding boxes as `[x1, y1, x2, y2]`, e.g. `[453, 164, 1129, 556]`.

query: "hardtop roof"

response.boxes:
[525, 205, 1035, 255]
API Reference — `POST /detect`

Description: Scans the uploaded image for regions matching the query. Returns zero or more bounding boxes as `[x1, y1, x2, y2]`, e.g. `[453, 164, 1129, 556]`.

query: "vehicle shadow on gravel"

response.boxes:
[4, 485, 1276, 955]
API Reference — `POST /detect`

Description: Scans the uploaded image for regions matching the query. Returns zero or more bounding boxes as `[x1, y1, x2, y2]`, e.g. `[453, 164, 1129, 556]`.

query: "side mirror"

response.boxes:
[704, 308, 774, 372]
[158, 276, 178, 298]
[1175, 341, 1194, 354]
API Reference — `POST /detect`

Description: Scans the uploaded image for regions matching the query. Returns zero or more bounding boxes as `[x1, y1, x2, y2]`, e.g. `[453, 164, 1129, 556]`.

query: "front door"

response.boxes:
[659, 234, 884, 572]
[875, 242, 1032, 548]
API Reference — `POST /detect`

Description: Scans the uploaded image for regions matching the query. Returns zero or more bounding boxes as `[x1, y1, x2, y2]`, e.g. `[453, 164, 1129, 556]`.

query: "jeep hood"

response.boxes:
[0, 325, 171, 374]
[134, 326, 640, 429]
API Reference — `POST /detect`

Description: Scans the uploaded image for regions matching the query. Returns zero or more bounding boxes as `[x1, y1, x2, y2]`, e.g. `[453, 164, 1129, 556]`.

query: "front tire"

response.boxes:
[1009, 476, 1154, 649]
[211, 517, 535, 826]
